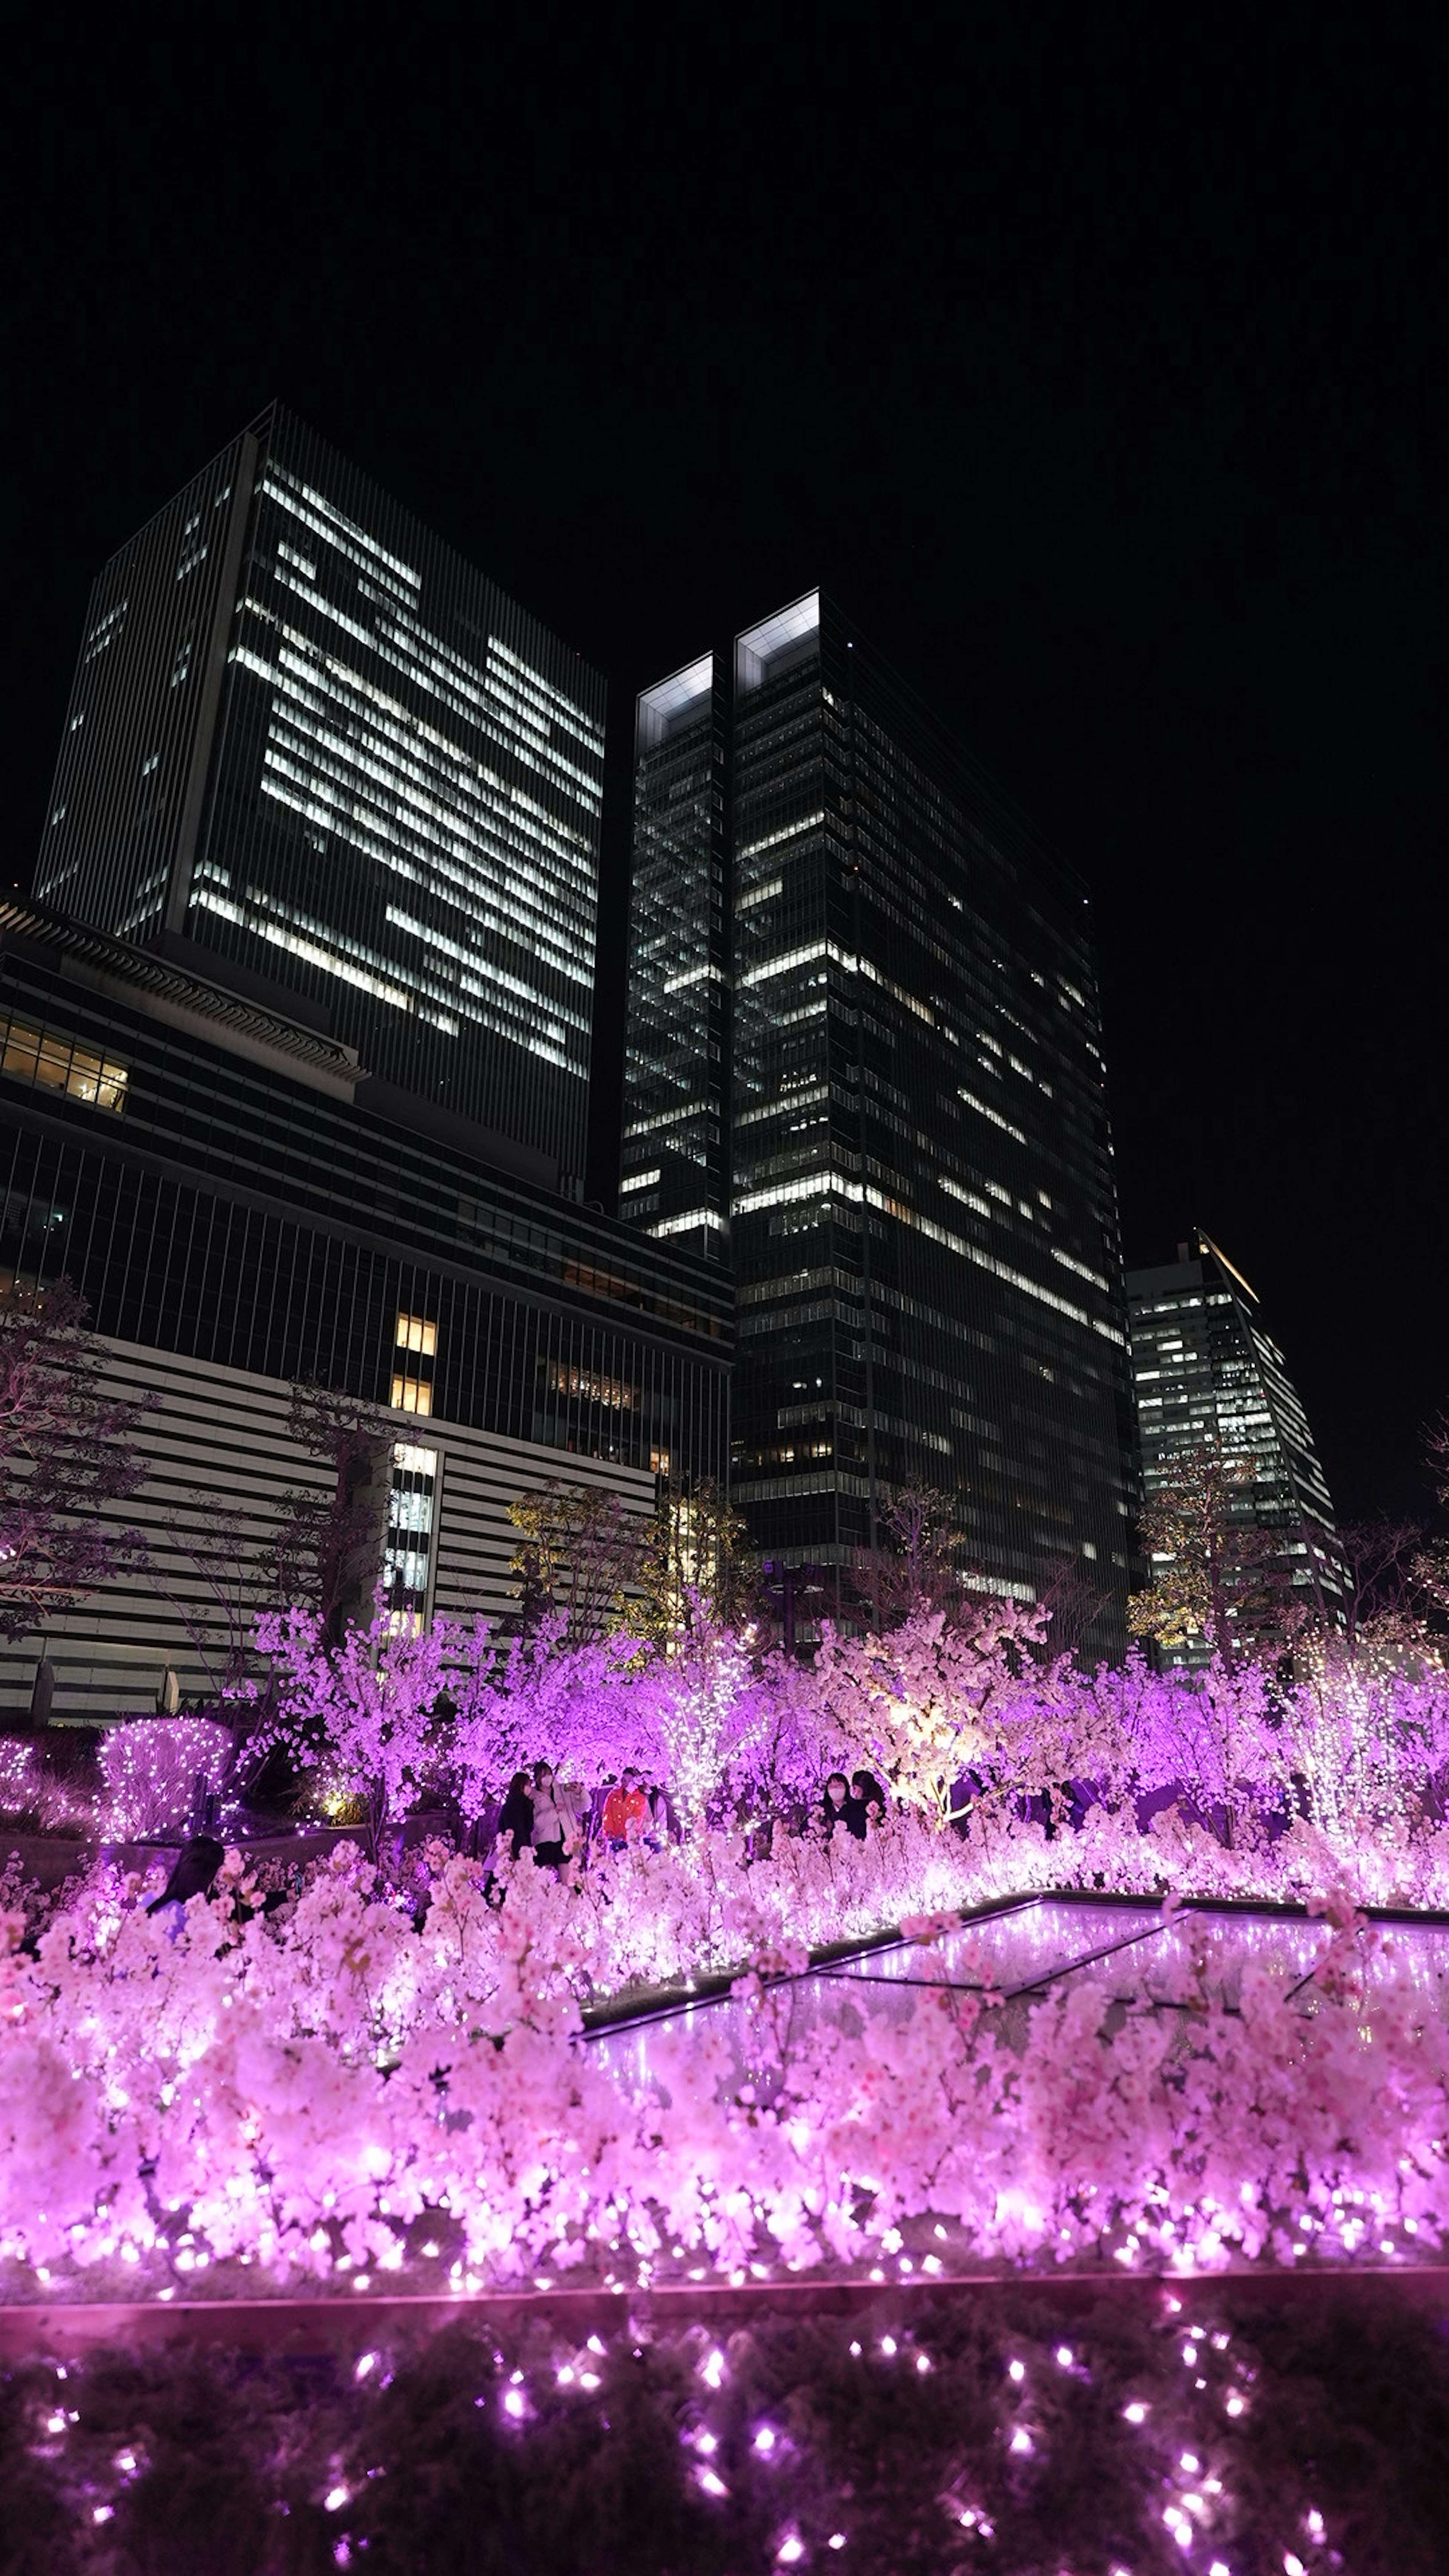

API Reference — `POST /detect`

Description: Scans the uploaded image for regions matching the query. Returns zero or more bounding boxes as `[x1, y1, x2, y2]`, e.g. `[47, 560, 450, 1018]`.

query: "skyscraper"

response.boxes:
[8, 411, 732, 1716]
[35, 405, 603, 1192]
[622, 590, 1135, 1644]
[0, 894, 731, 1716]
[1125, 1232, 1347, 1644]
[620, 656, 731, 1250]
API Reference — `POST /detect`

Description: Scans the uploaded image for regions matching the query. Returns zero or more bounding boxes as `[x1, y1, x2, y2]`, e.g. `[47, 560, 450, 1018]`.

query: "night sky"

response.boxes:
[8, 21, 1440, 1527]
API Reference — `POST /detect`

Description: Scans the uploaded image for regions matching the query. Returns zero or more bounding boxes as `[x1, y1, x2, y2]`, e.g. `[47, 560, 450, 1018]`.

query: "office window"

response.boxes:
[392, 1311, 437, 1413]
[383, 1442, 439, 1630]
[0, 1018, 129, 1114]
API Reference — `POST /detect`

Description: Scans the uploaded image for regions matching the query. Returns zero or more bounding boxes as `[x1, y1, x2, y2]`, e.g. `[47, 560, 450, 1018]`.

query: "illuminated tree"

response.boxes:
[0, 1278, 152, 1646]
[806, 1597, 1053, 1832]
[255, 1599, 503, 1860]
[635, 1480, 754, 1646]
[1128, 1444, 1296, 1672]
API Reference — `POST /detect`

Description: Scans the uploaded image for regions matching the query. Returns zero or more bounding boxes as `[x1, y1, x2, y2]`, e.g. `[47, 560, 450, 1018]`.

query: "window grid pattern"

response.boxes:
[628, 593, 1135, 1645]
[620, 659, 731, 1253]
[1127, 1238, 1347, 1652]
[32, 408, 603, 1186]
[0, 932, 731, 1495]
[0, 1016, 128, 1114]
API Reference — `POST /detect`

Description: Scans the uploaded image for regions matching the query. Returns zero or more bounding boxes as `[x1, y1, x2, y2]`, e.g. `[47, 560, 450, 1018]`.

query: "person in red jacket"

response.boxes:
[600, 1768, 649, 1852]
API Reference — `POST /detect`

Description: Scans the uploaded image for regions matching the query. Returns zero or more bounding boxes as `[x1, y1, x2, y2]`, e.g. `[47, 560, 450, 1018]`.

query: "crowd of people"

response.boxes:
[489, 1761, 675, 1871]
[479, 1761, 894, 1874]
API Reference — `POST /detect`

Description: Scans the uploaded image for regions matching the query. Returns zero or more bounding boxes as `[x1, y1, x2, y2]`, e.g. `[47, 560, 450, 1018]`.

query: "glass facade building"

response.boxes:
[0, 900, 728, 1479]
[623, 590, 1135, 1646]
[620, 656, 731, 1253]
[1126, 1233, 1347, 1641]
[34, 406, 603, 1193]
[0, 897, 730, 1712]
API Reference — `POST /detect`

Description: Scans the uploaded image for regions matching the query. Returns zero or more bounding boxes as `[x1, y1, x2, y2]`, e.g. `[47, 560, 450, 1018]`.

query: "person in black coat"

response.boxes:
[850, 1769, 887, 1830]
[497, 1770, 534, 1861]
[823, 1772, 859, 1839]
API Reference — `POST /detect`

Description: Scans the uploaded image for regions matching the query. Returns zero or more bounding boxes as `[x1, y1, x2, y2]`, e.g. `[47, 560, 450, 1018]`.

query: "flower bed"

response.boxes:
[0, 1832, 1445, 2305]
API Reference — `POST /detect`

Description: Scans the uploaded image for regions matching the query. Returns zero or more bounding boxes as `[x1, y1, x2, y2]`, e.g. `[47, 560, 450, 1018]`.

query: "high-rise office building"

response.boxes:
[620, 657, 731, 1250]
[1125, 1232, 1347, 1644]
[0, 896, 731, 1716]
[622, 590, 1135, 1644]
[35, 405, 603, 1192]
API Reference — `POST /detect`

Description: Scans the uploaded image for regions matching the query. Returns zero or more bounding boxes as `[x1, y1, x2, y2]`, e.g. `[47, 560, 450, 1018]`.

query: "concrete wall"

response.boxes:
[1, 1336, 655, 1720]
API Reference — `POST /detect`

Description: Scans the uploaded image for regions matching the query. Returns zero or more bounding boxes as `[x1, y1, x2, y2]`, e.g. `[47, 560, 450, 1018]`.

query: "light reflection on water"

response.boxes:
[587, 1899, 1449, 2102]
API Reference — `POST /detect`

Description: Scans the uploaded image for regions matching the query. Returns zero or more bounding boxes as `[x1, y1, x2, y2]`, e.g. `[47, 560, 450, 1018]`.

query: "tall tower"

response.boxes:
[1125, 1232, 1347, 1637]
[623, 588, 1135, 1645]
[620, 654, 731, 1249]
[35, 405, 605, 1190]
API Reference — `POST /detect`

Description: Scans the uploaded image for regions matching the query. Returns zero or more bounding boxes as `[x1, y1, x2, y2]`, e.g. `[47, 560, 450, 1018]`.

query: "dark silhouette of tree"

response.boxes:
[1410, 1414, 1449, 1636]
[0, 1279, 152, 1643]
[1032, 1550, 1115, 1663]
[635, 1479, 755, 1644]
[507, 1481, 648, 1641]
[272, 1385, 390, 1644]
[866, 1484, 963, 1629]
[1334, 1517, 1428, 1663]
[166, 1504, 263, 1695]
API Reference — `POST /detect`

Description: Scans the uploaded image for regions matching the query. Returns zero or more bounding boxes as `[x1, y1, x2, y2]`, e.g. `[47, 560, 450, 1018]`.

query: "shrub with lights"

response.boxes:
[0, 1596, 1447, 2307]
[9, 2281, 1446, 2571]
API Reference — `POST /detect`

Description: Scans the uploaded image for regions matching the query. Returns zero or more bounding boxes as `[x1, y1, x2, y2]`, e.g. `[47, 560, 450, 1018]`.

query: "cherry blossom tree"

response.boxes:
[254, 1600, 504, 1859]
[0, 1278, 152, 1647]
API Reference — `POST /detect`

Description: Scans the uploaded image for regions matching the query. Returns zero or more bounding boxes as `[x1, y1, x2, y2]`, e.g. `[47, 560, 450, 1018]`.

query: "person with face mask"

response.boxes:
[529, 1759, 572, 1870]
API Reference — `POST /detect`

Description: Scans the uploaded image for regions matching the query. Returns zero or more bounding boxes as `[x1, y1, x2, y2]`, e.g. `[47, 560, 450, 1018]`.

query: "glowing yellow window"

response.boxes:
[395, 1312, 437, 1356]
[0, 1024, 42, 1081]
[391, 1374, 433, 1415]
[0, 1020, 128, 1112]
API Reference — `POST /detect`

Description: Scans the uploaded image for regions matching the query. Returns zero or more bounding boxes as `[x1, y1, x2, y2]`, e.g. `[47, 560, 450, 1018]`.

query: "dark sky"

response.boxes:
[7, 17, 1441, 1525]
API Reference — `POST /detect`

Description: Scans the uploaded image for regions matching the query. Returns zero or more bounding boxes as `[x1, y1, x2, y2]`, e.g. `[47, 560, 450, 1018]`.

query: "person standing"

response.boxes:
[822, 1771, 854, 1838]
[600, 1768, 649, 1852]
[530, 1761, 572, 1869]
[497, 1770, 534, 1861]
[851, 1769, 887, 1831]
[555, 1770, 585, 1857]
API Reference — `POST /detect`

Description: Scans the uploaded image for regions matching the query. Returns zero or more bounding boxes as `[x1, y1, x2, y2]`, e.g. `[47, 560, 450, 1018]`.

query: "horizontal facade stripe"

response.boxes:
[0, 1339, 655, 1720]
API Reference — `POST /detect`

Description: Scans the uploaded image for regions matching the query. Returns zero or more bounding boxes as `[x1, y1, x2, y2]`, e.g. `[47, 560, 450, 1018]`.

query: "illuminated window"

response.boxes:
[383, 1443, 438, 1628]
[392, 1314, 436, 1413]
[0, 1018, 128, 1113]
[547, 1360, 637, 1412]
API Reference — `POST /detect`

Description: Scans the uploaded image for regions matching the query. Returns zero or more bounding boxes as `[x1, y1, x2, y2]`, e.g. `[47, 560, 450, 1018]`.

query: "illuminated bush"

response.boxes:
[98, 1716, 235, 1839]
